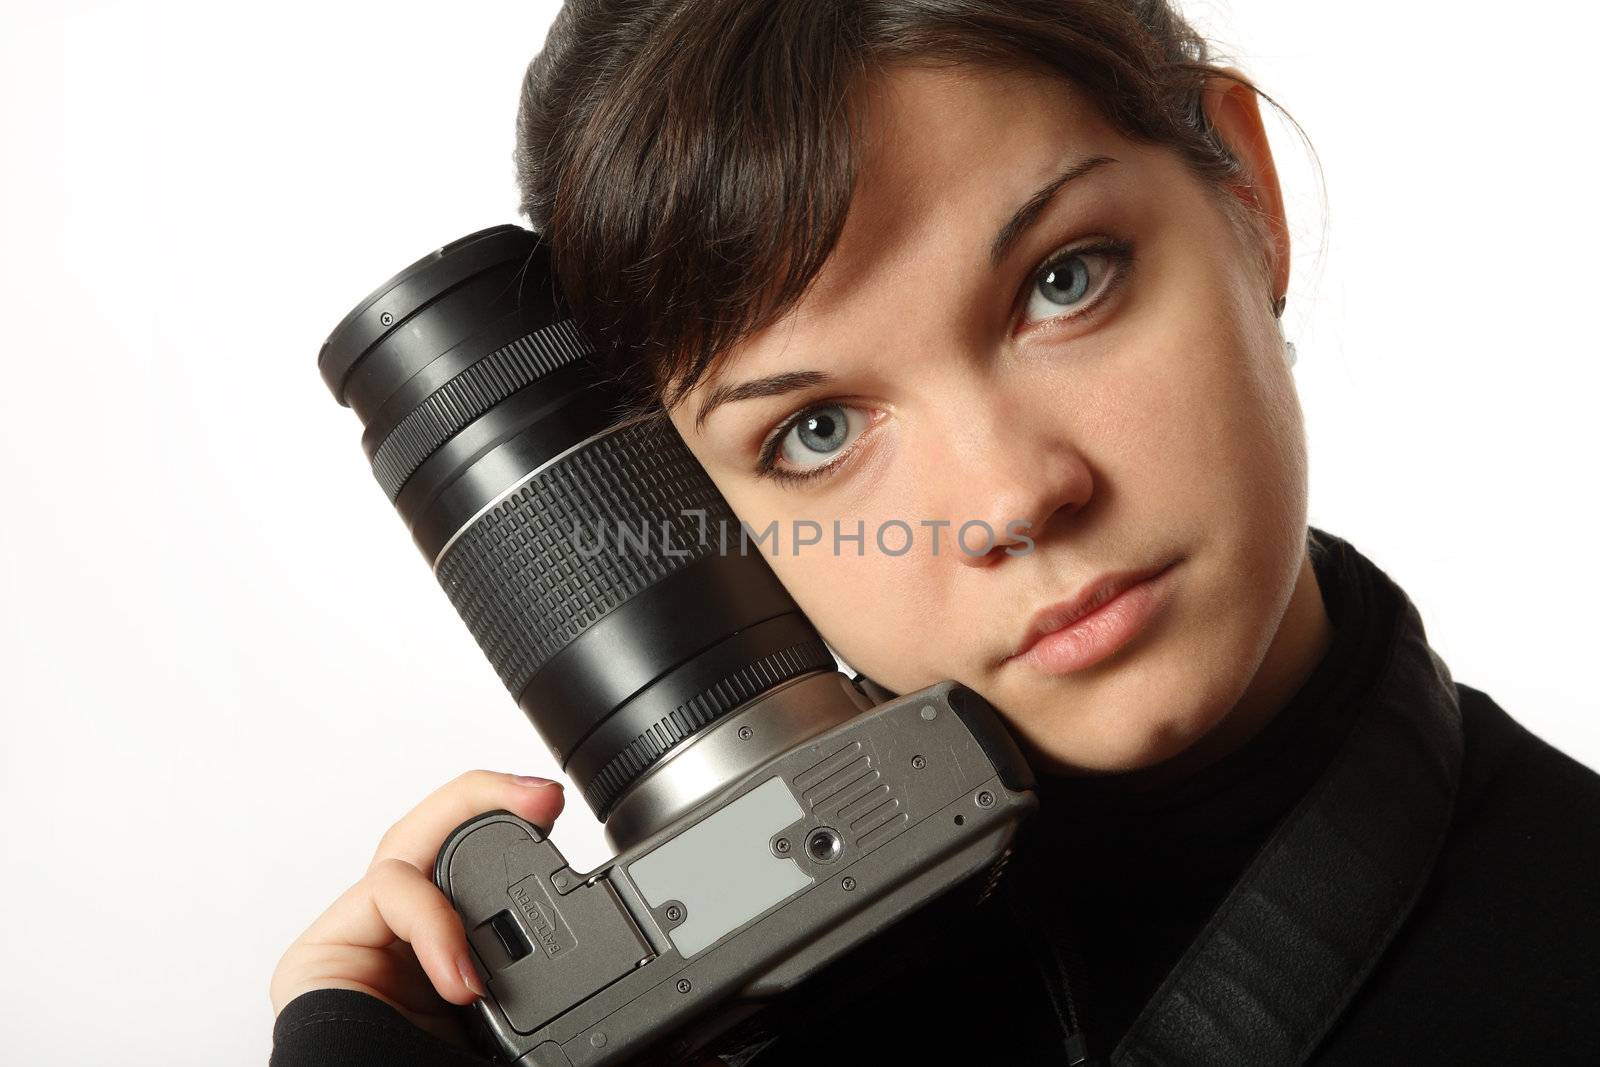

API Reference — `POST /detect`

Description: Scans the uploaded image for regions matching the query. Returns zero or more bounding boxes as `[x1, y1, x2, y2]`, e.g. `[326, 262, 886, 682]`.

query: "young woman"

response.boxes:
[271, 2, 1600, 1063]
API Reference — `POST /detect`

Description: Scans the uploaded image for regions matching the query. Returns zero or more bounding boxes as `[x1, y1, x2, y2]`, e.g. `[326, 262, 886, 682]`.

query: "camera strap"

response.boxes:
[1107, 575, 1465, 1066]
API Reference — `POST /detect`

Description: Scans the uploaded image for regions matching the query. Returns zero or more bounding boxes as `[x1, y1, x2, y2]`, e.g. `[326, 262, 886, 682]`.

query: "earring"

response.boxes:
[1271, 293, 1296, 368]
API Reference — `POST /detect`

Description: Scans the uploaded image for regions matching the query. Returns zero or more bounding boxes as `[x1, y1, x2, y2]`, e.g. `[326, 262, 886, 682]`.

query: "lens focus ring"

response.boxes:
[370, 318, 589, 500]
[434, 416, 739, 697]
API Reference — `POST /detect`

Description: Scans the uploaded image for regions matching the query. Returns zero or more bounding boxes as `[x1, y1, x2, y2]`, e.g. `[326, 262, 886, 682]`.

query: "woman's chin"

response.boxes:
[993, 654, 1243, 779]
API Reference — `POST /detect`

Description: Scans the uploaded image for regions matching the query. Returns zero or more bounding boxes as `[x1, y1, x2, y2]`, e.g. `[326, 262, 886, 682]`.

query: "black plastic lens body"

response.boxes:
[319, 226, 834, 819]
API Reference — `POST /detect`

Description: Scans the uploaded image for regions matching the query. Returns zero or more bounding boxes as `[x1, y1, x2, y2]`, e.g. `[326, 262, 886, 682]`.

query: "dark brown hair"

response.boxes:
[514, 0, 1302, 425]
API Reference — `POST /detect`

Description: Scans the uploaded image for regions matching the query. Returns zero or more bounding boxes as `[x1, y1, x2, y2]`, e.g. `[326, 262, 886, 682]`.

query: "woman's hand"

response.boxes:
[269, 770, 567, 1044]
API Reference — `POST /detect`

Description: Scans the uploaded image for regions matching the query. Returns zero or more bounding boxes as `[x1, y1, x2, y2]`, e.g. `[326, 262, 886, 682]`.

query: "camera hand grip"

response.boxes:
[435, 812, 653, 1037]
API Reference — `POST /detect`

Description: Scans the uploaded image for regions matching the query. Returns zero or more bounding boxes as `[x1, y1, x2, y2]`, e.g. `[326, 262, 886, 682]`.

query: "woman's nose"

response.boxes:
[944, 414, 1096, 569]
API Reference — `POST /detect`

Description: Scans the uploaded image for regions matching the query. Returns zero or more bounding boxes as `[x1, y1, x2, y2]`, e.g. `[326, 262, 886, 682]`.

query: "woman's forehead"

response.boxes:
[669, 64, 1164, 424]
[789, 67, 1127, 291]
[856, 63, 1126, 195]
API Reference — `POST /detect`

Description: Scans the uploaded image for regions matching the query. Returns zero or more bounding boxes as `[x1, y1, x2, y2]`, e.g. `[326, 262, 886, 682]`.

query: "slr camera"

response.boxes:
[317, 225, 1038, 1065]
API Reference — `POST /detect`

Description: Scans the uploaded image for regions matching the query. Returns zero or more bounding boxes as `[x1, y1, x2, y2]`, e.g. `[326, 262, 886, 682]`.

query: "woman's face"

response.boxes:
[665, 62, 1322, 776]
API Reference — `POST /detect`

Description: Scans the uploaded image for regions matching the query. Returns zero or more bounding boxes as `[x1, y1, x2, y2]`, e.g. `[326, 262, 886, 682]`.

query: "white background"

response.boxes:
[2, 2, 1596, 1063]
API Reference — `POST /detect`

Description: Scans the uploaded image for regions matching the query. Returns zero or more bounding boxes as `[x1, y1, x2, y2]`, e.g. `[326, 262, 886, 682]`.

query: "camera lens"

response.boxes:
[318, 225, 842, 830]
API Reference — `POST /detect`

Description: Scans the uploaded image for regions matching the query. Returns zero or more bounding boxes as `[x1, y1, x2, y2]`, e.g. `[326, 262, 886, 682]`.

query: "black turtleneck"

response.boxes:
[1010, 526, 1389, 1054]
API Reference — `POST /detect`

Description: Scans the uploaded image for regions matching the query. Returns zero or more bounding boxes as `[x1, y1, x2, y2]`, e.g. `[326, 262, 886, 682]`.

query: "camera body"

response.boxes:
[435, 674, 1036, 1065]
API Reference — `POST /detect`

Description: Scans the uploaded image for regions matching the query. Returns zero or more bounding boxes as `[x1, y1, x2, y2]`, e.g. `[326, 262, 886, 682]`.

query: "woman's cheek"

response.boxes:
[769, 549, 907, 679]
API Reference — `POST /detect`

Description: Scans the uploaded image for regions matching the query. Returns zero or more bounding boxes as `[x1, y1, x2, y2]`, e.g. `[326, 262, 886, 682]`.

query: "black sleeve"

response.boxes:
[270, 988, 499, 1067]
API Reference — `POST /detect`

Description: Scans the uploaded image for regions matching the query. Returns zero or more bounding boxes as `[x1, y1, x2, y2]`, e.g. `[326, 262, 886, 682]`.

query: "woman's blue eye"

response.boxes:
[1023, 248, 1122, 325]
[776, 404, 868, 471]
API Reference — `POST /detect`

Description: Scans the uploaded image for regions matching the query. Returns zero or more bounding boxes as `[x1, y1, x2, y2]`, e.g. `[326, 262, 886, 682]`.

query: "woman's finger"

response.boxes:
[369, 769, 566, 872]
[305, 857, 485, 1006]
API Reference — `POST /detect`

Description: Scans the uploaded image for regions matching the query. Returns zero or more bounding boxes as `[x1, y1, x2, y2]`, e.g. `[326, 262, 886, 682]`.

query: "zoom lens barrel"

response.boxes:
[318, 226, 837, 824]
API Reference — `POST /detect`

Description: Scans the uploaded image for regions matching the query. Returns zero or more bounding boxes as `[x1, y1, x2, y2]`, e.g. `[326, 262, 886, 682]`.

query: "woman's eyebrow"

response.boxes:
[694, 368, 838, 432]
[989, 154, 1119, 268]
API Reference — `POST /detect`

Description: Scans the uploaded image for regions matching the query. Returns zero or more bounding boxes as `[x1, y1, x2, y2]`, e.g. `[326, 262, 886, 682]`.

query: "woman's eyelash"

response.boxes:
[749, 236, 1136, 487]
[1021, 236, 1137, 325]
[755, 409, 859, 487]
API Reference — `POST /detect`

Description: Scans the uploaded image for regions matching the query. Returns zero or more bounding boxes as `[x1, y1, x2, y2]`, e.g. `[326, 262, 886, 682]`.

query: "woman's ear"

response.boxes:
[1201, 67, 1291, 306]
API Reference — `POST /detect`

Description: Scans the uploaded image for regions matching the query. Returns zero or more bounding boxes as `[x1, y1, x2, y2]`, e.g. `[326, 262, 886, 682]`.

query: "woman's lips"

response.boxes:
[1004, 559, 1181, 676]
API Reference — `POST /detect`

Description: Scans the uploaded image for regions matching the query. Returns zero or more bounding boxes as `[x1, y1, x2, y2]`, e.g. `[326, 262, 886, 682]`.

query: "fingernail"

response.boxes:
[512, 775, 559, 788]
[459, 956, 487, 998]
